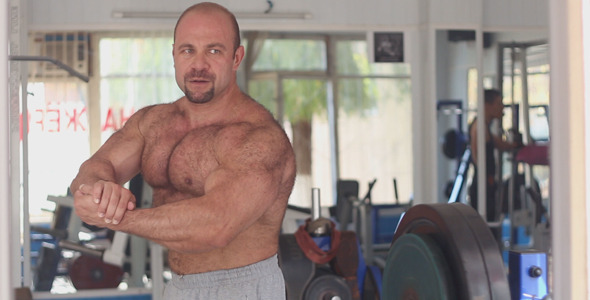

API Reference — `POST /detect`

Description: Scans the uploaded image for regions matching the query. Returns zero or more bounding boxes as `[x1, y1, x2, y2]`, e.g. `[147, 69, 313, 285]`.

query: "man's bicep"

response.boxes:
[209, 128, 290, 209]
[93, 116, 145, 183]
[206, 164, 280, 207]
[206, 147, 282, 206]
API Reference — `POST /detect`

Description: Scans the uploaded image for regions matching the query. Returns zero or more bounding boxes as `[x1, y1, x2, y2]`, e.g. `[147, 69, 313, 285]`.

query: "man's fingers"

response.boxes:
[100, 184, 119, 221]
[78, 183, 93, 196]
[82, 181, 136, 225]
[93, 182, 105, 205]
[112, 193, 135, 225]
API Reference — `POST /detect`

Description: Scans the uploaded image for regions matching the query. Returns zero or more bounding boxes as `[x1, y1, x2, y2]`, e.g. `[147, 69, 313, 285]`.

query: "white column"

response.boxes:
[0, 0, 15, 298]
[550, 0, 589, 298]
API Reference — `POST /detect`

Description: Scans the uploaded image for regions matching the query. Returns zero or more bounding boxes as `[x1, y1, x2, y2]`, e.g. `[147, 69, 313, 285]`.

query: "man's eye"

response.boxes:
[181, 49, 193, 54]
[209, 49, 220, 54]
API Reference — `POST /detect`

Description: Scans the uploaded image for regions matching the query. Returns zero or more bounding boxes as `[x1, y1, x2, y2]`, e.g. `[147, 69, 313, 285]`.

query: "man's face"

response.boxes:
[172, 10, 243, 104]
[489, 95, 505, 119]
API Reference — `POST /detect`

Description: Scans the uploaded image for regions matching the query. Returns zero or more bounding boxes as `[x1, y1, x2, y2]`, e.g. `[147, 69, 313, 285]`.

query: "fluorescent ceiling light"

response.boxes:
[112, 11, 312, 20]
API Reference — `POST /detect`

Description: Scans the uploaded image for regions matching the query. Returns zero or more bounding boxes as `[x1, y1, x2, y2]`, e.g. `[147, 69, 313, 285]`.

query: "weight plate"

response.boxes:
[384, 203, 510, 300]
[304, 273, 353, 300]
[331, 230, 361, 299]
[278, 234, 315, 300]
[69, 255, 124, 290]
[383, 233, 454, 299]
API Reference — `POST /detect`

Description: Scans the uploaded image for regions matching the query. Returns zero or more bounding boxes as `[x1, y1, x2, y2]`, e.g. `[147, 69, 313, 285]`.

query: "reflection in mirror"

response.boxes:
[437, 28, 551, 268]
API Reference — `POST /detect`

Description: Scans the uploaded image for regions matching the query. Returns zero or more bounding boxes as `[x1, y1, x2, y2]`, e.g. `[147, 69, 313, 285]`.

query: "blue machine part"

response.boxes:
[356, 241, 367, 294]
[371, 204, 405, 244]
[311, 223, 384, 298]
[508, 250, 548, 300]
[355, 237, 383, 299]
[502, 216, 533, 265]
[312, 236, 331, 252]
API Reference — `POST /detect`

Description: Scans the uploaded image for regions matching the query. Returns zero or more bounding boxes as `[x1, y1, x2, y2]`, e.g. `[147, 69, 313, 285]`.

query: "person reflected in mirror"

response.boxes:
[468, 89, 522, 223]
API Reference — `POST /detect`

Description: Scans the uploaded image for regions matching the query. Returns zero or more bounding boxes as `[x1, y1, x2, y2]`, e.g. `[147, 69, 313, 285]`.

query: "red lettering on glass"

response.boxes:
[33, 109, 44, 132]
[102, 108, 117, 131]
[46, 108, 60, 132]
[66, 107, 87, 132]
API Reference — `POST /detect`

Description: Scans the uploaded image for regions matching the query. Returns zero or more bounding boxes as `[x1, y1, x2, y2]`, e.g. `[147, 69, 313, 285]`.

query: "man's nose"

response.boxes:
[189, 52, 210, 70]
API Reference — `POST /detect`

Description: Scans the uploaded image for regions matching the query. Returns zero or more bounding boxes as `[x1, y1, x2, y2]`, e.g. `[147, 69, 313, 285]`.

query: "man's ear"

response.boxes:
[171, 44, 175, 67]
[233, 45, 245, 70]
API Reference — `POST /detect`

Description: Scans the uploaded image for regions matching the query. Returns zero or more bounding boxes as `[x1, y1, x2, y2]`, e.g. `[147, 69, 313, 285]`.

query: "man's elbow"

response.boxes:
[199, 229, 235, 250]
[166, 231, 234, 253]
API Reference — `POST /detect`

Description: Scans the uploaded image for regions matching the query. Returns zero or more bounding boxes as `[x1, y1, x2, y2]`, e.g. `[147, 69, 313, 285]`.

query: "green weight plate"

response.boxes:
[383, 233, 455, 300]
[384, 203, 510, 300]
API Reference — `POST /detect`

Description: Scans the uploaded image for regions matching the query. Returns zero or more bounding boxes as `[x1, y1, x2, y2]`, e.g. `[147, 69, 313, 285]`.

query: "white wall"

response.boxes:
[550, 0, 588, 298]
[27, 0, 423, 31]
[1, 0, 14, 297]
[27, 0, 547, 32]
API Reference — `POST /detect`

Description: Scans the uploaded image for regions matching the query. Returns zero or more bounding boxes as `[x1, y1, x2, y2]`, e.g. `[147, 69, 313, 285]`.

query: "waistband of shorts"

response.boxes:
[170, 254, 280, 288]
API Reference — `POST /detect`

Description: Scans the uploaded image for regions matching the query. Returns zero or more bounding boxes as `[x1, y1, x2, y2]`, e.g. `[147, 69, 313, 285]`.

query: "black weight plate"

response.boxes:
[449, 203, 510, 298]
[33, 244, 60, 291]
[304, 273, 353, 300]
[385, 203, 510, 300]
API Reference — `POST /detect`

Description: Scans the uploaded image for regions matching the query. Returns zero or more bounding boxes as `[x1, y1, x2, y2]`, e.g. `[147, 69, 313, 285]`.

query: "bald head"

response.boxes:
[174, 2, 241, 51]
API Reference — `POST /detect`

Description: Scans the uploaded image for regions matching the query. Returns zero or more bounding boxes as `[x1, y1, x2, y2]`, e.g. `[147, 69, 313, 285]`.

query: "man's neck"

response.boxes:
[178, 88, 245, 127]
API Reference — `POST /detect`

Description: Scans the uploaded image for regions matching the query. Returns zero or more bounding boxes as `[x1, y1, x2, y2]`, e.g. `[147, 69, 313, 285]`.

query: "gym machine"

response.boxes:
[280, 187, 390, 300]
[30, 175, 164, 299]
[438, 100, 469, 203]
[383, 202, 548, 299]
[280, 184, 549, 299]
[31, 194, 127, 291]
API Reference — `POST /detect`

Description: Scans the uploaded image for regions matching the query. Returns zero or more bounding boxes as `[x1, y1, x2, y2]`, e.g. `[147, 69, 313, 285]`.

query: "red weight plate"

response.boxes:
[69, 255, 124, 290]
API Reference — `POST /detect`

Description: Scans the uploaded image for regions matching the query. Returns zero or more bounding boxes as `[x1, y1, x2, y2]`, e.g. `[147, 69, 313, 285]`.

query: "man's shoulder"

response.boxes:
[133, 101, 183, 123]
[217, 117, 290, 154]
[140, 100, 181, 115]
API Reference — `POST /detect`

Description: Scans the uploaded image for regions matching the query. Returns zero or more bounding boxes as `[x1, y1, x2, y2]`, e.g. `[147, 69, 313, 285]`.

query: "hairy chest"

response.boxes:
[141, 124, 222, 197]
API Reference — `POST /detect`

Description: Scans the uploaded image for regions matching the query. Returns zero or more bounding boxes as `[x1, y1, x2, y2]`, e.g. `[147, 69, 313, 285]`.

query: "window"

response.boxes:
[247, 35, 413, 207]
[252, 39, 327, 71]
[335, 39, 412, 204]
[25, 32, 92, 218]
[98, 33, 183, 141]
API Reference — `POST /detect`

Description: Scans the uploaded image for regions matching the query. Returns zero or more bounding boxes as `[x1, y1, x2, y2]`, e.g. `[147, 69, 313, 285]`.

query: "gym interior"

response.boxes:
[0, 0, 586, 299]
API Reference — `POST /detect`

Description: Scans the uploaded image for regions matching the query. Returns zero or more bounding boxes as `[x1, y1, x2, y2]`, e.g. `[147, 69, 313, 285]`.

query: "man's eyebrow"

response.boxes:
[176, 43, 194, 49]
[207, 43, 227, 50]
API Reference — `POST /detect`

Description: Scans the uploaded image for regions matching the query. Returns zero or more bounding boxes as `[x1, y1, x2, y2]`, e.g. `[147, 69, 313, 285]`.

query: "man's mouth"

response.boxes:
[189, 78, 209, 83]
[185, 70, 214, 83]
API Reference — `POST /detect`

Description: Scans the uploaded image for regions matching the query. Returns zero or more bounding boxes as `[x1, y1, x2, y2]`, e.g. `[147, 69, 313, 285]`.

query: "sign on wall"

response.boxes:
[369, 32, 404, 63]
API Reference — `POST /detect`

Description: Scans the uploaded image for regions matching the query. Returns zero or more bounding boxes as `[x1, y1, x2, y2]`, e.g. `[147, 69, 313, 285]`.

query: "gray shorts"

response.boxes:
[162, 254, 286, 300]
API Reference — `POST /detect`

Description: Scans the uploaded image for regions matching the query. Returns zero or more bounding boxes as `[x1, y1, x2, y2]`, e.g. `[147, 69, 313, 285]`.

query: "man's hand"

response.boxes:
[75, 181, 136, 225]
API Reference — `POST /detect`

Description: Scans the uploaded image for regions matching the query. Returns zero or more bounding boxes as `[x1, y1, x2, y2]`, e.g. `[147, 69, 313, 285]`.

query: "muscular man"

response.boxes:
[70, 3, 296, 299]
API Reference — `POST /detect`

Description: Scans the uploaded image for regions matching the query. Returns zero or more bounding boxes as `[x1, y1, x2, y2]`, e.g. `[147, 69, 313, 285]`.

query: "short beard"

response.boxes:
[183, 69, 216, 104]
[186, 87, 215, 104]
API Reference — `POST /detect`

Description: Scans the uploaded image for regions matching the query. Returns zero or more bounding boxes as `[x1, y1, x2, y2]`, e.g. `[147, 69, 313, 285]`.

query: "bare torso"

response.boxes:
[138, 96, 295, 274]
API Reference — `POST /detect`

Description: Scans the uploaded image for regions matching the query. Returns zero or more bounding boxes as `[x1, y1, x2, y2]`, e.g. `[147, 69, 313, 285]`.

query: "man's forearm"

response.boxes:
[106, 201, 223, 254]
